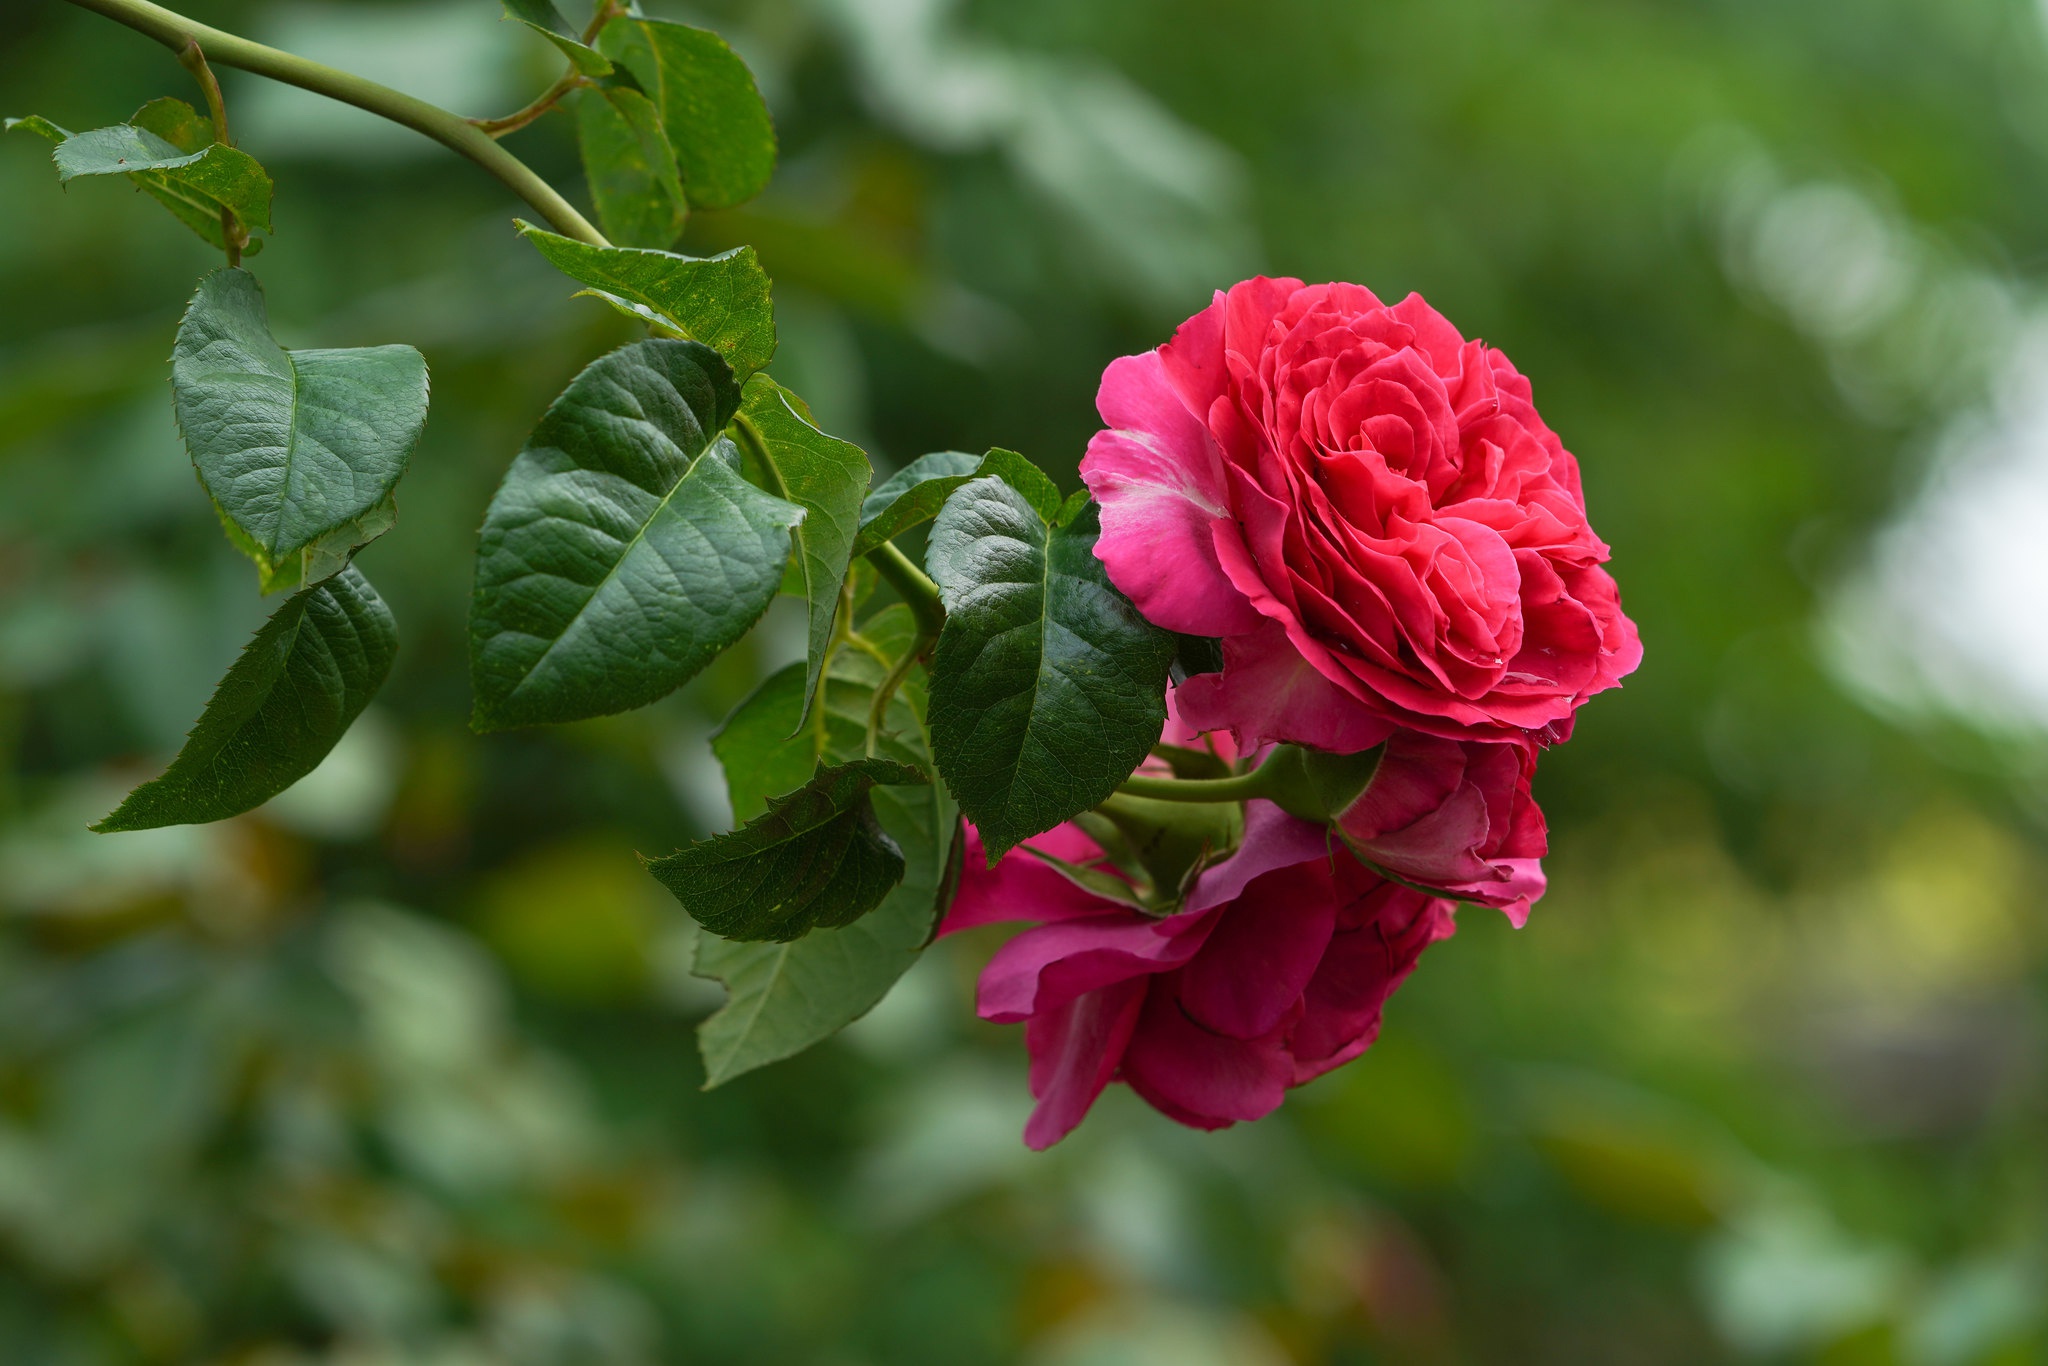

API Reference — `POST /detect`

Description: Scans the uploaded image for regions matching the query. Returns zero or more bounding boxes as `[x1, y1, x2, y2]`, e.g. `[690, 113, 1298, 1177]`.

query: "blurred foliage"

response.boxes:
[4, 0, 2048, 1361]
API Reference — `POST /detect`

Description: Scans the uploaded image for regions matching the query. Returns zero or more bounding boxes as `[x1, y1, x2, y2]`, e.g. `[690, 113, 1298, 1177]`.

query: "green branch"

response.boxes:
[64, 0, 608, 246]
[1114, 755, 1279, 805]
[865, 541, 944, 643]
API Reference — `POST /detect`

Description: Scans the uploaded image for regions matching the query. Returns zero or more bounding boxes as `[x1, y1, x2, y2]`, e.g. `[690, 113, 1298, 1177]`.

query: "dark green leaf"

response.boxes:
[853, 450, 982, 556]
[501, 0, 612, 75]
[925, 483, 1176, 860]
[469, 338, 800, 730]
[92, 567, 397, 832]
[977, 447, 1063, 521]
[574, 85, 687, 249]
[214, 491, 398, 597]
[696, 608, 957, 1083]
[648, 758, 926, 942]
[173, 268, 429, 565]
[603, 17, 776, 210]
[517, 220, 776, 380]
[49, 122, 272, 248]
[736, 377, 870, 723]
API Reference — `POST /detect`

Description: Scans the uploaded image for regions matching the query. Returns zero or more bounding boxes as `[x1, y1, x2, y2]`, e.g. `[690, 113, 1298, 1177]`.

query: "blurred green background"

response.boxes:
[5, 0, 2048, 1360]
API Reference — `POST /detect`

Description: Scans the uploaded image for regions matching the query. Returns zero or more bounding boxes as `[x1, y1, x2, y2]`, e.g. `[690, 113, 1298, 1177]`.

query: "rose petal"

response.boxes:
[1022, 979, 1147, 1150]
[1179, 860, 1339, 1038]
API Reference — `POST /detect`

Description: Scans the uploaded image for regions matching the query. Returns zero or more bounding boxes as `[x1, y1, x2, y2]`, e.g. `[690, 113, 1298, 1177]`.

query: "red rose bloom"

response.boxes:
[1081, 277, 1641, 750]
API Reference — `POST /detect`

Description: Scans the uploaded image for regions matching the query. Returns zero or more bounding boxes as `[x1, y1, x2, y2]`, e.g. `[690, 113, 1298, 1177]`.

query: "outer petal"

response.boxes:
[1179, 860, 1338, 1039]
[941, 824, 1121, 935]
[1022, 979, 1147, 1150]
[1120, 977, 1296, 1128]
[1175, 622, 1395, 754]
[1083, 351, 1263, 637]
[1289, 887, 1456, 1081]
[1183, 800, 1332, 913]
[977, 909, 1216, 1023]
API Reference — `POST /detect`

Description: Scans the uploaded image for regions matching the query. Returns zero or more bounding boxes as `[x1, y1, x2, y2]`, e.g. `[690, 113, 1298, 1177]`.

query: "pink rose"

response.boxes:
[942, 804, 1457, 1149]
[1330, 730, 1547, 925]
[1081, 277, 1642, 750]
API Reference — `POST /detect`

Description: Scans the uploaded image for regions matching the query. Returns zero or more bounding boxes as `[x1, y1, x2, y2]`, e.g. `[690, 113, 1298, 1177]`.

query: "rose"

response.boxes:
[1323, 730, 1547, 924]
[942, 804, 1457, 1148]
[1081, 277, 1641, 751]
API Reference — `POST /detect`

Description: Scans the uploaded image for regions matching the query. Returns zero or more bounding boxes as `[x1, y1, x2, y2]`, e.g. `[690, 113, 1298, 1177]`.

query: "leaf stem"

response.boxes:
[1113, 751, 1281, 804]
[865, 542, 944, 642]
[175, 39, 243, 266]
[64, 0, 608, 246]
[469, 68, 586, 139]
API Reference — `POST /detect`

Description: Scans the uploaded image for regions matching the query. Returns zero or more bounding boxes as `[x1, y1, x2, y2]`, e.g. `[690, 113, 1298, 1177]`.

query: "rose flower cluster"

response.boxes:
[945, 278, 1642, 1148]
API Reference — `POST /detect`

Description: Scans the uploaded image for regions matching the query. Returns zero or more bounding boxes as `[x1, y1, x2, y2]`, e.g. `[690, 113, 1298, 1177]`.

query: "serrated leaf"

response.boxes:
[736, 377, 870, 724]
[50, 122, 272, 249]
[469, 338, 800, 730]
[216, 493, 399, 597]
[575, 85, 686, 249]
[925, 482, 1176, 860]
[129, 96, 212, 154]
[648, 757, 925, 942]
[851, 448, 1061, 556]
[92, 566, 397, 832]
[5, 115, 69, 143]
[502, 0, 612, 75]
[173, 269, 428, 566]
[517, 220, 775, 380]
[603, 16, 776, 210]
[853, 450, 982, 556]
[696, 608, 957, 1083]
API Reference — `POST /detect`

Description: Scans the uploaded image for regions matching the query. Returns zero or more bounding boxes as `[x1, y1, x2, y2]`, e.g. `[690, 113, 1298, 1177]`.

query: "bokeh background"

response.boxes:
[5, 0, 2048, 1360]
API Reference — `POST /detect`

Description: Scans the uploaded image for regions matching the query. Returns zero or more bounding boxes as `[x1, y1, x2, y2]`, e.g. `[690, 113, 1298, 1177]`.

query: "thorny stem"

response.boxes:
[65, 0, 608, 245]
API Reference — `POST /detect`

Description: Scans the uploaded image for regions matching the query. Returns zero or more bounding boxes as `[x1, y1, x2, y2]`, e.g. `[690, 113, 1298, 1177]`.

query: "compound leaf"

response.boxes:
[469, 338, 801, 730]
[925, 480, 1176, 860]
[518, 220, 775, 380]
[93, 566, 397, 832]
[173, 268, 428, 566]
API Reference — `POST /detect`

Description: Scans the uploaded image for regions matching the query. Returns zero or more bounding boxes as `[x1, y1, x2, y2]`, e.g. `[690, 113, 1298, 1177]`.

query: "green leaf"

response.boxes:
[469, 338, 801, 730]
[517, 220, 776, 380]
[648, 757, 924, 942]
[5, 115, 70, 143]
[214, 491, 398, 597]
[129, 97, 213, 153]
[501, 0, 612, 75]
[853, 450, 982, 556]
[173, 268, 429, 566]
[50, 121, 273, 250]
[736, 377, 870, 724]
[603, 17, 777, 210]
[925, 483, 1176, 860]
[696, 604, 958, 1085]
[92, 566, 397, 832]
[574, 84, 687, 249]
